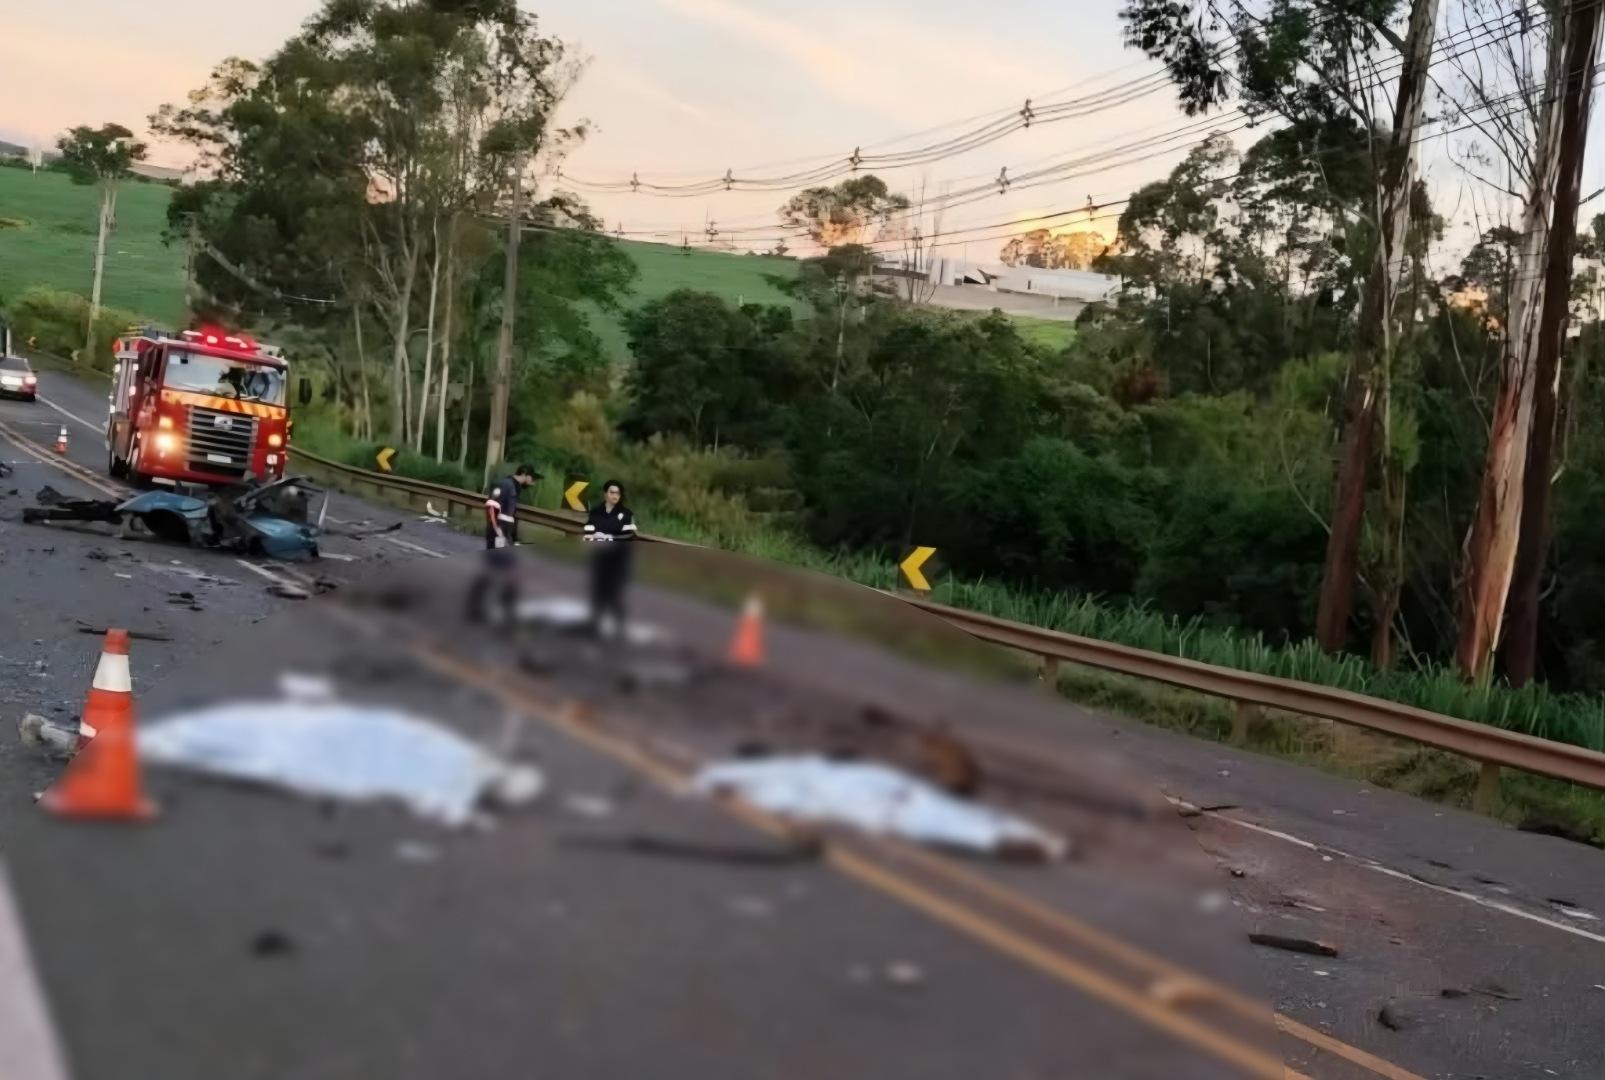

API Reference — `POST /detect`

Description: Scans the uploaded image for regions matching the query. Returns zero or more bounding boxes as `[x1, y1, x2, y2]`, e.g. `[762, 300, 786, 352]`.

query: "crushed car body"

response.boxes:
[22, 476, 325, 561]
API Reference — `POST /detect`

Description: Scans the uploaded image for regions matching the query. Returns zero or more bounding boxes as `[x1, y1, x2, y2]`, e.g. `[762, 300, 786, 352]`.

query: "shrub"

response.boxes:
[5, 286, 145, 372]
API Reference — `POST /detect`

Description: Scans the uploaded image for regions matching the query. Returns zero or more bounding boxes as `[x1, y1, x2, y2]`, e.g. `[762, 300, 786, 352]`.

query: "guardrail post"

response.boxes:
[1472, 761, 1502, 814]
[1038, 655, 1060, 692]
[1229, 701, 1259, 747]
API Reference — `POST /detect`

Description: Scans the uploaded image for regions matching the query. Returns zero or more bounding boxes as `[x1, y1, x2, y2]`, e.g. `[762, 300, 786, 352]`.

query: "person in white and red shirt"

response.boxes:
[466, 464, 540, 625]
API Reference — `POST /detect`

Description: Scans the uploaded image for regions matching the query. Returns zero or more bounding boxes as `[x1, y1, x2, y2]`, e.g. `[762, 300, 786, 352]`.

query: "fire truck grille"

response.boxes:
[185, 405, 257, 477]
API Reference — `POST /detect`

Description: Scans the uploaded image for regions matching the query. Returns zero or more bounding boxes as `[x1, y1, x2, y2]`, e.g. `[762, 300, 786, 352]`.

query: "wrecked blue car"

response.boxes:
[23, 476, 326, 561]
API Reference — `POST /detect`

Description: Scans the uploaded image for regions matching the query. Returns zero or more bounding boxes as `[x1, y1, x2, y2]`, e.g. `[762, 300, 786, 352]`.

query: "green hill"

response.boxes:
[0, 166, 187, 322]
[0, 168, 1073, 356]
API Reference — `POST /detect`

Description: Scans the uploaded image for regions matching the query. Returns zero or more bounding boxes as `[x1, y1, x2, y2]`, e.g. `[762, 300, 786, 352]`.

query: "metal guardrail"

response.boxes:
[293, 446, 1605, 806]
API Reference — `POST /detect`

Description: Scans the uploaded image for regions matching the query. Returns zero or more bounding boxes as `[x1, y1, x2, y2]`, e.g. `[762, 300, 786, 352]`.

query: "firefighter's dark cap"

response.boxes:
[515, 464, 542, 480]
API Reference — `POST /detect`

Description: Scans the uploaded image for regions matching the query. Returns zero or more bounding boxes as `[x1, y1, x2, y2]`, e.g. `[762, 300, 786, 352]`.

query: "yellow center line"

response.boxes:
[882, 841, 1429, 1080]
[343, 617, 1316, 1079]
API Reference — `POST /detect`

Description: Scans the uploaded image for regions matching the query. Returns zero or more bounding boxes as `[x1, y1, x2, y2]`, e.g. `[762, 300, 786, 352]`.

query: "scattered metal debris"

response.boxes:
[884, 961, 926, 989]
[558, 831, 822, 865]
[395, 840, 441, 863]
[75, 623, 172, 643]
[726, 895, 775, 919]
[1248, 933, 1340, 958]
[562, 793, 616, 819]
[1377, 1002, 1419, 1031]
[250, 930, 296, 958]
[24, 476, 326, 560]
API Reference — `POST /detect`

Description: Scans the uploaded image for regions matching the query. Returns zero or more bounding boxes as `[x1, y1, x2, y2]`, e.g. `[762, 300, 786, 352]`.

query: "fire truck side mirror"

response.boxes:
[298, 377, 312, 406]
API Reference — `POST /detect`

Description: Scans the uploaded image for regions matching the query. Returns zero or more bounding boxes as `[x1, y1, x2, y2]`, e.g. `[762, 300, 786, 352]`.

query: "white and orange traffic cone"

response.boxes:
[53, 425, 68, 454]
[74, 628, 133, 750]
[727, 595, 765, 668]
[41, 628, 157, 821]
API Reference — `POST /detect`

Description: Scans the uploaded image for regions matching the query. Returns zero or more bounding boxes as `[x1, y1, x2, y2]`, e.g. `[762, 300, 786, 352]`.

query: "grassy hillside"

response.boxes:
[0, 167, 187, 323]
[588, 239, 803, 362]
[0, 169, 1067, 358]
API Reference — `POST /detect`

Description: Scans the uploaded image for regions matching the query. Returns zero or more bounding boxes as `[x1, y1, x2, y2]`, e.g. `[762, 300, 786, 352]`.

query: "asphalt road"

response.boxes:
[0, 363, 1600, 1079]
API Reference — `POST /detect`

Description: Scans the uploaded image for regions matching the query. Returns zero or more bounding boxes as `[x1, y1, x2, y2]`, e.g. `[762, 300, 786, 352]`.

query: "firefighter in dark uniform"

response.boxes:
[466, 464, 540, 625]
[582, 479, 636, 639]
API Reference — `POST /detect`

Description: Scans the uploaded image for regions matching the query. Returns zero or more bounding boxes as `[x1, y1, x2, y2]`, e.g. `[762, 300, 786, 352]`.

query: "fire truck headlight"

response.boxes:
[154, 432, 178, 455]
[268, 433, 283, 448]
[158, 415, 174, 430]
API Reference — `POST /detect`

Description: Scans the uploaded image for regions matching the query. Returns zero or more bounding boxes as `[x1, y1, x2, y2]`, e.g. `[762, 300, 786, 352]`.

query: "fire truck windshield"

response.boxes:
[165, 349, 286, 405]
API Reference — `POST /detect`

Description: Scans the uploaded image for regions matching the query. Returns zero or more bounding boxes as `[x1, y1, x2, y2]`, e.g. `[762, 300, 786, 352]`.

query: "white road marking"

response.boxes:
[0, 865, 72, 1080]
[1172, 798, 1605, 945]
[320, 552, 358, 562]
[384, 536, 446, 559]
[235, 559, 293, 586]
[38, 395, 104, 438]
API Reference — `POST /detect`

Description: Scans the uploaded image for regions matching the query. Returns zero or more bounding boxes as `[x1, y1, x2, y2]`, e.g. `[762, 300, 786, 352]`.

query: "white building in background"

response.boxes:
[988, 265, 1122, 303]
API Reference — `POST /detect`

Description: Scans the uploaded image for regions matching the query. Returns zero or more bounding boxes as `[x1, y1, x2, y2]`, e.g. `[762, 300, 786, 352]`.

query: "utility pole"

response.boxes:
[483, 149, 525, 484]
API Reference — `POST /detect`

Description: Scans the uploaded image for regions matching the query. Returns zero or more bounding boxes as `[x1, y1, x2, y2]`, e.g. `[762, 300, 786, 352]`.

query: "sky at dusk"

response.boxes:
[2, 1, 1597, 265]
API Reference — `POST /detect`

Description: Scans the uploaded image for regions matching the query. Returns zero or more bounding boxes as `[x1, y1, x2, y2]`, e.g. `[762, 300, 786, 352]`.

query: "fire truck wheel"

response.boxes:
[108, 441, 129, 480]
[127, 441, 150, 487]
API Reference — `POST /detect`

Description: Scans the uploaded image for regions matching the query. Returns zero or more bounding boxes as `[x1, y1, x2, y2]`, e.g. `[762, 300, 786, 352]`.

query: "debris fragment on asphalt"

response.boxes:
[1247, 933, 1340, 958]
[395, 840, 441, 863]
[250, 930, 296, 958]
[726, 894, 775, 919]
[75, 623, 172, 643]
[267, 583, 312, 600]
[1377, 1002, 1419, 1031]
[137, 686, 541, 827]
[692, 755, 1067, 860]
[562, 793, 616, 819]
[884, 961, 926, 988]
[559, 832, 822, 865]
[18, 713, 76, 759]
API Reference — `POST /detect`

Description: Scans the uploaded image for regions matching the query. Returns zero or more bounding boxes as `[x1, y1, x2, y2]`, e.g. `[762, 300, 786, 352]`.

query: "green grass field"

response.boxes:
[586, 239, 803, 362]
[0, 168, 1065, 358]
[0, 167, 187, 323]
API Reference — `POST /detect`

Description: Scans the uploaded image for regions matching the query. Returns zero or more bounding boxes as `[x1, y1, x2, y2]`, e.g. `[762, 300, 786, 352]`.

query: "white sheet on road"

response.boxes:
[516, 595, 666, 645]
[138, 697, 531, 828]
[692, 755, 1067, 859]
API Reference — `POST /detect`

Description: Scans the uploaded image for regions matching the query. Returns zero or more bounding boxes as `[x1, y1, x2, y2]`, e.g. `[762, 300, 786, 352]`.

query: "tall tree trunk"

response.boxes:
[484, 151, 525, 481]
[388, 230, 420, 445]
[435, 214, 458, 462]
[457, 358, 475, 470]
[1500, 0, 1604, 687]
[416, 216, 442, 452]
[352, 302, 373, 442]
[1456, 12, 1575, 682]
[1314, 0, 1440, 652]
[86, 182, 115, 364]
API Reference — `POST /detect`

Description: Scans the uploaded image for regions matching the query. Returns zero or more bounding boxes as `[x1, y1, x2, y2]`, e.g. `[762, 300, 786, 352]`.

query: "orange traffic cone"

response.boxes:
[41, 629, 157, 821]
[727, 595, 765, 668]
[54, 425, 68, 454]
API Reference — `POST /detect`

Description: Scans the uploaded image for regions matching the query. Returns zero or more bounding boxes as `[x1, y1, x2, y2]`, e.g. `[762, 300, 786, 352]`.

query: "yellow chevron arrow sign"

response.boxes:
[899, 546, 937, 592]
[564, 480, 589, 512]
[376, 446, 397, 473]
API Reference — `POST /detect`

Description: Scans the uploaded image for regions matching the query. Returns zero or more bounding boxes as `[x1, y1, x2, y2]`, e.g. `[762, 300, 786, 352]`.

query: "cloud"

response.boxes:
[650, 0, 1065, 128]
[590, 61, 727, 130]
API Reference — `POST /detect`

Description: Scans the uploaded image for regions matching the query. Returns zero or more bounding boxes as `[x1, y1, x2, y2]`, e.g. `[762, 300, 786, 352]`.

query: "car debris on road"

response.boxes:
[21, 476, 327, 561]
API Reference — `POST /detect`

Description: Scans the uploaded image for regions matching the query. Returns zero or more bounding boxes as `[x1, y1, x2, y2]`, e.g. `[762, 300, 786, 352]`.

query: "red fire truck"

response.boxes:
[107, 326, 292, 487]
